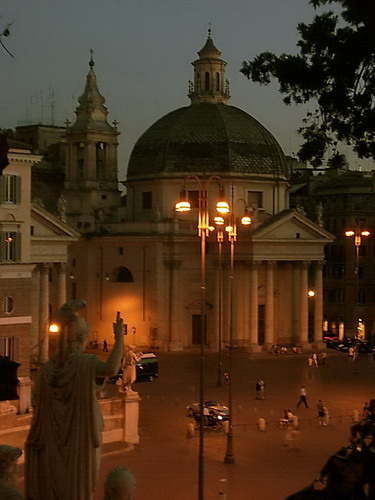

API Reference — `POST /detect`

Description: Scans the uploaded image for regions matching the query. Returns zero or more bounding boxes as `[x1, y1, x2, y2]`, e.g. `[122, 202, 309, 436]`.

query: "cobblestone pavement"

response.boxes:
[92, 350, 375, 500]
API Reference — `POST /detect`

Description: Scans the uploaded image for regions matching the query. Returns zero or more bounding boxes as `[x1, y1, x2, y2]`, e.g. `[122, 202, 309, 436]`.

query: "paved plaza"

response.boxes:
[92, 350, 374, 500]
[18, 349, 374, 499]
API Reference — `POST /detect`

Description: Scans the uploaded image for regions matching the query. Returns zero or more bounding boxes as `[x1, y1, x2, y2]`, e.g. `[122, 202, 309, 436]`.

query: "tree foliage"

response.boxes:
[241, 0, 375, 166]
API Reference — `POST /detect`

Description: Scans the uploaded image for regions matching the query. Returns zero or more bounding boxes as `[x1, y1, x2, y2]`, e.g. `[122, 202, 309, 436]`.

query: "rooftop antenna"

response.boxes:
[208, 22, 212, 38]
[49, 88, 55, 126]
[40, 89, 44, 124]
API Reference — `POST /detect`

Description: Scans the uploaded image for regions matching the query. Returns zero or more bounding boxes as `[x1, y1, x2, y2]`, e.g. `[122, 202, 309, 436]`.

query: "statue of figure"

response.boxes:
[0, 445, 24, 499]
[316, 201, 324, 227]
[103, 467, 136, 500]
[295, 203, 306, 216]
[25, 299, 124, 500]
[121, 345, 141, 394]
[56, 194, 67, 222]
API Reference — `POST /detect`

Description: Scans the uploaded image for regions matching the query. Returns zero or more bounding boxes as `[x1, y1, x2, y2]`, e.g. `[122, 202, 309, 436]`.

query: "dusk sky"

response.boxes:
[1, 0, 371, 178]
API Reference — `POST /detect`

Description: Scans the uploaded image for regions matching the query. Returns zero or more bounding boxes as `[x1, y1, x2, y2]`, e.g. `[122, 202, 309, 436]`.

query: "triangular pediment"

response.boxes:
[31, 204, 80, 240]
[252, 209, 333, 242]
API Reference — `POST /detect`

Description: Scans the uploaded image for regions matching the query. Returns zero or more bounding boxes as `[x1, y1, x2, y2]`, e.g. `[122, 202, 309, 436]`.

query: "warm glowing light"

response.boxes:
[5, 237, 13, 243]
[216, 201, 230, 214]
[361, 230, 370, 237]
[241, 215, 252, 225]
[225, 225, 233, 233]
[308, 290, 315, 297]
[49, 323, 60, 333]
[175, 200, 191, 212]
[208, 226, 215, 232]
[345, 231, 355, 237]
[214, 216, 225, 225]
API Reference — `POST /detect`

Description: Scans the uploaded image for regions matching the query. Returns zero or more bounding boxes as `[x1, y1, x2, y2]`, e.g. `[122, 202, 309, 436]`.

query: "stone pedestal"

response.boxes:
[18, 377, 31, 414]
[121, 391, 141, 444]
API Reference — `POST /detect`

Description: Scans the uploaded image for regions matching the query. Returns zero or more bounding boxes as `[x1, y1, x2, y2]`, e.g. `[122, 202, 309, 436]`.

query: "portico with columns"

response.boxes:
[30, 204, 80, 363]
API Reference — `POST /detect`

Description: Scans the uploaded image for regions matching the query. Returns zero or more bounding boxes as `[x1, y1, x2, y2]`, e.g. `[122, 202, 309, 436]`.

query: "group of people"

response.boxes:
[308, 350, 327, 367]
[268, 344, 289, 355]
[288, 401, 375, 499]
[268, 344, 304, 355]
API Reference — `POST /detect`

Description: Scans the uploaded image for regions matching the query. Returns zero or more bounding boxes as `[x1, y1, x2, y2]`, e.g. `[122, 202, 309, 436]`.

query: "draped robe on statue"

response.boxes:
[25, 354, 104, 500]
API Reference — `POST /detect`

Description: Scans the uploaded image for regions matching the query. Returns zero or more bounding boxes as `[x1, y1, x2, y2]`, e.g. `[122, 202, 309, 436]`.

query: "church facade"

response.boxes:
[60, 33, 333, 352]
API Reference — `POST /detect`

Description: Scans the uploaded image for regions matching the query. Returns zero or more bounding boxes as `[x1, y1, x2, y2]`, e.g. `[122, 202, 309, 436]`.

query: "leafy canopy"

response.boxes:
[241, 0, 375, 166]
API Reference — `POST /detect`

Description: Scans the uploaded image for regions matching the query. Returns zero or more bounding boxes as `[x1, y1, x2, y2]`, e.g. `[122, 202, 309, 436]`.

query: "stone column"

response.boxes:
[39, 263, 50, 363]
[299, 262, 309, 345]
[265, 261, 275, 345]
[242, 262, 250, 348]
[56, 262, 67, 308]
[292, 263, 299, 342]
[167, 259, 183, 351]
[314, 262, 324, 344]
[249, 261, 261, 352]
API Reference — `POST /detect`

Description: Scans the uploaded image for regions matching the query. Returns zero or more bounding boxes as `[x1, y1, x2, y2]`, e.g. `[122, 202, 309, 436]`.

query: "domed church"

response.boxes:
[64, 33, 333, 352]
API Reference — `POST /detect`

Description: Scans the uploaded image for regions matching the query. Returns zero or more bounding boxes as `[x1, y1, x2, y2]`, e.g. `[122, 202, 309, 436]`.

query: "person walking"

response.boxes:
[348, 346, 354, 361]
[255, 379, 265, 399]
[297, 385, 309, 408]
[317, 399, 325, 425]
[103, 339, 108, 352]
[312, 352, 318, 367]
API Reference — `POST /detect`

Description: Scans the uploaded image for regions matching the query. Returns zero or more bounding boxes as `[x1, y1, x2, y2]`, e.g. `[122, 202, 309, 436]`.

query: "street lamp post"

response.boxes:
[221, 192, 252, 465]
[215, 226, 224, 387]
[175, 176, 229, 500]
[345, 218, 370, 337]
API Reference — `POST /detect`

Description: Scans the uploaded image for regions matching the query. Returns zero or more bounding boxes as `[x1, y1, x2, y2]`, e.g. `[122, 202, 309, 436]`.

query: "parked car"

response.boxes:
[323, 334, 339, 342]
[109, 352, 158, 383]
[186, 400, 229, 420]
[136, 353, 159, 381]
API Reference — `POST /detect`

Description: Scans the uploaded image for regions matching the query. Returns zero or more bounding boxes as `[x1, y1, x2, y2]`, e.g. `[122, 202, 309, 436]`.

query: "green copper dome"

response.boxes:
[127, 103, 287, 180]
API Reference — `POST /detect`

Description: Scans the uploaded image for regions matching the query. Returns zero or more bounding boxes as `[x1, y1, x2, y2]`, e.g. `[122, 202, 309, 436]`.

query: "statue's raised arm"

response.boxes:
[96, 316, 124, 378]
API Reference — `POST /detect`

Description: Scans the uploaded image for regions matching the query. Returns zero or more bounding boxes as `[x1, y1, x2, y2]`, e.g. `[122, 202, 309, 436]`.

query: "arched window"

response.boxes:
[114, 267, 134, 283]
[216, 73, 220, 91]
[3, 296, 15, 314]
[96, 142, 106, 179]
[196, 73, 201, 91]
[205, 72, 210, 91]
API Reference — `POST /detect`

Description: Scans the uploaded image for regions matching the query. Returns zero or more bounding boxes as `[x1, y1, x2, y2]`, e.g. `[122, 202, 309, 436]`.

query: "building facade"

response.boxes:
[290, 165, 375, 340]
[59, 34, 333, 351]
[0, 140, 79, 411]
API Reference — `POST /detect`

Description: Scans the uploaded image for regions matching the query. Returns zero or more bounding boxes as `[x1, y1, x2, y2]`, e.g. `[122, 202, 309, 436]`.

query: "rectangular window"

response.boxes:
[142, 192, 152, 210]
[332, 264, 345, 279]
[187, 190, 199, 209]
[337, 289, 345, 303]
[0, 175, 21, 204]
[0, 232, 21, 262]
[358, 289, 366, 304]
[247, 191, 263, 209]
[0, 337, 15, 359]
[118, 247, 124, 255]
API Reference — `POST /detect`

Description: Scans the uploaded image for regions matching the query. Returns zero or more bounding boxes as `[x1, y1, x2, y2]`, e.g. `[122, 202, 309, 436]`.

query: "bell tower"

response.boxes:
[188, 29, 230, 105]
[64, 52, 121, 233]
